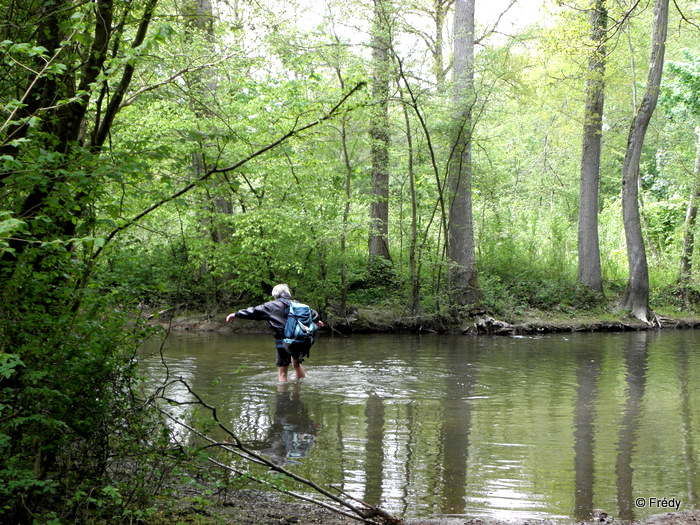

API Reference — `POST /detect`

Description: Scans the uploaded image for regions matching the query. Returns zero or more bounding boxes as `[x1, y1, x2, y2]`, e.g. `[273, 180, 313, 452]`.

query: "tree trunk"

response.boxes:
[432, 0, 454, 86]
[679, 129, 700, 305]
[447, 0, 480, 307]
[620, 0, 669, 322]
[401, 90, 421, 316]
[339, 68, 353, 318]
[577, 0, 607, 294]
[368, 0, 392, 263]
[340, 118, 353, 318]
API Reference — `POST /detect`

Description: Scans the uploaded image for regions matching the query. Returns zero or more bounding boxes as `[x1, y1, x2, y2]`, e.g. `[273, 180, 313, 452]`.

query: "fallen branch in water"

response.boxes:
[150, 376, 403, 524]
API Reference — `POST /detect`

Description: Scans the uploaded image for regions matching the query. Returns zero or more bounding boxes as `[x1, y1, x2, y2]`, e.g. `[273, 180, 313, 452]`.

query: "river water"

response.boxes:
[139, 329, 700, 521]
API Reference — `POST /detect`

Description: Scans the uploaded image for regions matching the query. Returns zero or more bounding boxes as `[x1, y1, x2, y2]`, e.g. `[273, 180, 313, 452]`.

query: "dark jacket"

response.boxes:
[235, 298, 320, 340]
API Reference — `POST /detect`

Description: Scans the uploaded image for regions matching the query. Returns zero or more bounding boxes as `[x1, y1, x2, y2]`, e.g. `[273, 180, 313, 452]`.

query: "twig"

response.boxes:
[119, 54, 239, 108]
[329, 485, 404, 524]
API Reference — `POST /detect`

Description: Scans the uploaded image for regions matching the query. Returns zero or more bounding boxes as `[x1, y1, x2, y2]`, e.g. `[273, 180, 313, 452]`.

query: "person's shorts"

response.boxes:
[275, 341, 310, 367]
[275, 347, 294, 367]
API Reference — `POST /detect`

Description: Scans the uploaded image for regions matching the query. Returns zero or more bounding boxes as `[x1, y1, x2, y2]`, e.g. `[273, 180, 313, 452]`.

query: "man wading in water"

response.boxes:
[226, 284, 324, 382]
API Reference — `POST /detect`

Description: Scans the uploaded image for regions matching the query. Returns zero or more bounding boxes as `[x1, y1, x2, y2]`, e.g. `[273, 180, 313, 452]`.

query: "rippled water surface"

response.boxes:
[139, 330, 700, 521]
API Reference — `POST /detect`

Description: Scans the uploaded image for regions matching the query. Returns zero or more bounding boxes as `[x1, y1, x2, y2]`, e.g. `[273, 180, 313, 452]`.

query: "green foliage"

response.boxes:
[0, 278, 179, 521]
[664, 50, 700, 118]
[0, 0, 218, 521]
[97, 236, 192, 306]
[479, 269, 607, 319]
[345, 256, 401, 305]
[2, 0, 700, 518]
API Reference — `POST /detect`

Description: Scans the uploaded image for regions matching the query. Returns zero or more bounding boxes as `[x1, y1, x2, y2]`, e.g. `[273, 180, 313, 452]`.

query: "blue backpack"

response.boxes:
[282, 300, 317, 349]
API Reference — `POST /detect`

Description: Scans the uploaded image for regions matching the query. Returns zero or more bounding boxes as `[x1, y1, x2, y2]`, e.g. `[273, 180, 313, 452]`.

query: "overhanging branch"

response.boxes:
[91, 81, 366, 262]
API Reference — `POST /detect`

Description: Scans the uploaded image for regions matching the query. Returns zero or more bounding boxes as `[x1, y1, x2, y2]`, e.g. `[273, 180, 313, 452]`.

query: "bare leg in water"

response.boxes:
[277, 358, 306, 382]
[292, 358, 306, 379]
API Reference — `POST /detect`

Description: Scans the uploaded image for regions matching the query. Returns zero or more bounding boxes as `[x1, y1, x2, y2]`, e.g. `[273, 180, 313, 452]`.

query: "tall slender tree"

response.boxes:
[399, 84, 421, 315]
[679, 131, 700, 303]
[620, 0, 669, 322]
[665, 56, 700, 303]
[368, 0, 393, 264]
[334, 64, 355, 318]
[447, 0, 480, 307]
[577, 0, 607, 294]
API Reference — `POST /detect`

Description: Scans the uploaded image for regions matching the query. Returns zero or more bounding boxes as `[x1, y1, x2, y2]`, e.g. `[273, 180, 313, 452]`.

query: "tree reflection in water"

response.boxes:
[140, 331, 700, 520]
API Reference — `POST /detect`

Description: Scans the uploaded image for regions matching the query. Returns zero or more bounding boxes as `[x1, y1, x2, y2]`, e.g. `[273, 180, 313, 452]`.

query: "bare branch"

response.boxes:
[476, 0, 517, 45]
[151, 376, 402, 524]
[119, 54, 238, 108]
[673, 0, 700, 30]
[207, 456, 364, 522]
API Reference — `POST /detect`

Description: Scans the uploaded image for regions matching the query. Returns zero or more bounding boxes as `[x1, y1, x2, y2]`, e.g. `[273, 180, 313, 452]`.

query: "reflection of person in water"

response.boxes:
[260, 383, 318, 465]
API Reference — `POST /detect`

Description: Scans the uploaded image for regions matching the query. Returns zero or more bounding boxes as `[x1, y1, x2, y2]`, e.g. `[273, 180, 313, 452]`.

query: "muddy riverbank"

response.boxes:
[162, 487, 700, 525]
[146, 306, 700, 336]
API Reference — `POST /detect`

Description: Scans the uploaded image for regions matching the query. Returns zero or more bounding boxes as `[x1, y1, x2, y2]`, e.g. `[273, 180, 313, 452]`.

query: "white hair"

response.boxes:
[271, 283, 291, 299]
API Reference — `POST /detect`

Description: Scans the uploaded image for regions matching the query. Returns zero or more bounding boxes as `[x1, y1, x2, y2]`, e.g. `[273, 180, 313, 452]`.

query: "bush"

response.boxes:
[0, 278, 177, 522]
[347, 256, 401, 305]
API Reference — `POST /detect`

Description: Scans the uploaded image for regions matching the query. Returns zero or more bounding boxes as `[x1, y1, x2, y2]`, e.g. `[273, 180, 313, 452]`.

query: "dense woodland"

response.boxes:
[1, 0, 700, 521]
